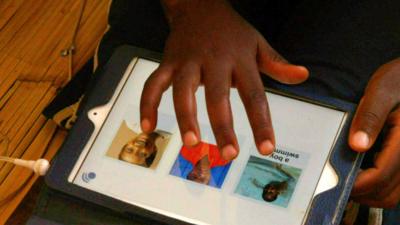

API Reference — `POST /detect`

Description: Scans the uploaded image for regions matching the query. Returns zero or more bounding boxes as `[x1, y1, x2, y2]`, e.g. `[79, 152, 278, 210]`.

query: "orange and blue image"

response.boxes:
[170, 142, 232, 188]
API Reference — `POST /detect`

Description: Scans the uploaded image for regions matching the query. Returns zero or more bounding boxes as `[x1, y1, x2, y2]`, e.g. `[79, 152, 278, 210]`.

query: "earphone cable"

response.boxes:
[0, 134, 35, 207]
[0, 156, 13, 163]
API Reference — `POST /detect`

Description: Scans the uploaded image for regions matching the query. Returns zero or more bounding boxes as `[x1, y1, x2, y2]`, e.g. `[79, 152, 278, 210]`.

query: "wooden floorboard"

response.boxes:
[0, 0, 111, 223]
[0, 0, 110, 93]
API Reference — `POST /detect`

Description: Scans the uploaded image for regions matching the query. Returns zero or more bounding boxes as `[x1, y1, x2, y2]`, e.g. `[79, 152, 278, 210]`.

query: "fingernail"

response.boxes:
[183, 131, 199, 147]
[222, 145, 238, 160]
[296, 65, 308, 71]
[141, 119, 151, 133]
[259, 140, 274, 155]
[352, 131, 369, 149]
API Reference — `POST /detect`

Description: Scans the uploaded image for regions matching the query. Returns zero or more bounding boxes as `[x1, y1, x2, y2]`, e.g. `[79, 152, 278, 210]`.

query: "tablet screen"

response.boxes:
[69, 58, 346, 225]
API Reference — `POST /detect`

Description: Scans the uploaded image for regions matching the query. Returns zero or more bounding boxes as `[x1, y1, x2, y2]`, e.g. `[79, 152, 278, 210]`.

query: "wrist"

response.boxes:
[161, 0, 231, 26]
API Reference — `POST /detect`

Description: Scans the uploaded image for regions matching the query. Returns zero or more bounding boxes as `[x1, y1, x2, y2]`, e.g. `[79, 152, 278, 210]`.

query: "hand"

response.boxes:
[140, 0, 308, 160]
[349, 58, 400, 208]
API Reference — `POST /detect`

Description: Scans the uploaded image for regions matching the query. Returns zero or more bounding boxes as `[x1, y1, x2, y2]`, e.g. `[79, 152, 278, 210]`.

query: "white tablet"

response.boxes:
[47, 46, 363, 225]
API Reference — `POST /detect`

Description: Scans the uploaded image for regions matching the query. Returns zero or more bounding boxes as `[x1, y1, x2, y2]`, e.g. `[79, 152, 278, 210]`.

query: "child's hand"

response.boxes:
[349, 58, 400, 208]
[140, 0, 308, 160]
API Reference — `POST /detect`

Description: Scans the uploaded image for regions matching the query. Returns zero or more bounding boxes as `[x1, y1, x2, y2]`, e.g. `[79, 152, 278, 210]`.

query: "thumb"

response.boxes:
[349, 94, 393, 152]
[257, 35, 309, 84]
[350, 59, 400, 152]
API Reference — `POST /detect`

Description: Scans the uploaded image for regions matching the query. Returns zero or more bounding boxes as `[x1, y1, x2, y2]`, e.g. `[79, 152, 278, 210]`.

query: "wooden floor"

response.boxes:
[0, 0, 110, 89]
[0, 0, 111, 223]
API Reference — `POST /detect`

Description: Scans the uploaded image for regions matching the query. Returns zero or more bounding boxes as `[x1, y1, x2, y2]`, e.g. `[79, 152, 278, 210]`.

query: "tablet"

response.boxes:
[46, 46, 363, 225]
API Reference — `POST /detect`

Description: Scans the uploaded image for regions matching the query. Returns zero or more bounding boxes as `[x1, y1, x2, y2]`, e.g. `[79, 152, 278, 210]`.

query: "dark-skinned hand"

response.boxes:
[349, 58, 400, 208]
[140, 0, 309, 160]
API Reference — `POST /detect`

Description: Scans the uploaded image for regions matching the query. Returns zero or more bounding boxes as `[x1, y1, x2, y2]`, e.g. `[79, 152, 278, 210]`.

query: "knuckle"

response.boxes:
[142, 82, 157, 98]
[247, 90, 267, 106]
[172, 63, 199, 84]
[144, 70, 170, 91]
[149, 68, 166, 80]
[172, 74, 188, 94]
[175, 113, 194, 128]
[173, 70, 189, 84]
[254, 123, 272, 135]
[206, 88, 229, 104]
[202, 47, 222, 59]
[253, 125, 273, 143]
[173, 98, 187, 114]
[268, 51, 284, 63]
[214, 123, 231, 133]
[375, 87, 398, 106]
[140, 100, 154, 111]
[141, 92, 158, 110]
[172, 97, 196, 119]
[143, 75, 156, 91]
[172, 84, 186, 99]
[213, 124, 233, 139]
[359, 111, 381, 130]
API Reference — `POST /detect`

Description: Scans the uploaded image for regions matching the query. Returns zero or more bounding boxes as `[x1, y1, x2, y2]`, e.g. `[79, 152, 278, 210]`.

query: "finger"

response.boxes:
[140, 64, 173, 133]
[172, 63, 201, 147]
[349, 91, 396, 152]
[352, 166, 400, 198]
[352, 170, 400, 205]
[203, 63, 239, 160]
[352, 184, 400, 208]
[256, 35, 309, 84]
[352, 115, 400, 195]
[234, 60, 275, 155]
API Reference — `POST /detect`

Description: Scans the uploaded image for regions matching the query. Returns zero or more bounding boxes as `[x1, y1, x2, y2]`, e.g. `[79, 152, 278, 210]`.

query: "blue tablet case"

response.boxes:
[46, 45, 364, 225]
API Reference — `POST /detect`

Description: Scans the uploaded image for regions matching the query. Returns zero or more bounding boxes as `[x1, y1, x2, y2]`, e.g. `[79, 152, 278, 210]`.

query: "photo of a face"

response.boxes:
[106, 121, 171, 169]
[170, 142, 232, 188]
[119, 132, 161, 167]
[235, 156, 302, 207]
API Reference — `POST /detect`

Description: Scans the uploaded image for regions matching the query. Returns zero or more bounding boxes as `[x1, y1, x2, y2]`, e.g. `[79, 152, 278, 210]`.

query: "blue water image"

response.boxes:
[235, 156, 301, 207]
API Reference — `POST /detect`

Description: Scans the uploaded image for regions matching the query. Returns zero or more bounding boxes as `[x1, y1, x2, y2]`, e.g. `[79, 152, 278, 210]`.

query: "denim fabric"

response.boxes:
[383, 204, 400, 225]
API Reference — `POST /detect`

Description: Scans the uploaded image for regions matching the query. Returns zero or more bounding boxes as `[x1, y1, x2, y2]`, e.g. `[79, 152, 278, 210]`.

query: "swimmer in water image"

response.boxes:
[235, 156, 301, 207]
[252, 164, 295, 202]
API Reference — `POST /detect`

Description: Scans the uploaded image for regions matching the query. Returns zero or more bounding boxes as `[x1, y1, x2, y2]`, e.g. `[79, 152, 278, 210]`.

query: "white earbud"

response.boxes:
[0, 157, 50, 176]
[0, 136, 49, 176]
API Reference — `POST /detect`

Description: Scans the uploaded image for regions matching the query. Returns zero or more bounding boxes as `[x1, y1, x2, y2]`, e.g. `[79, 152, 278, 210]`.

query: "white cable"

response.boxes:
[0, 157, 50, 176]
